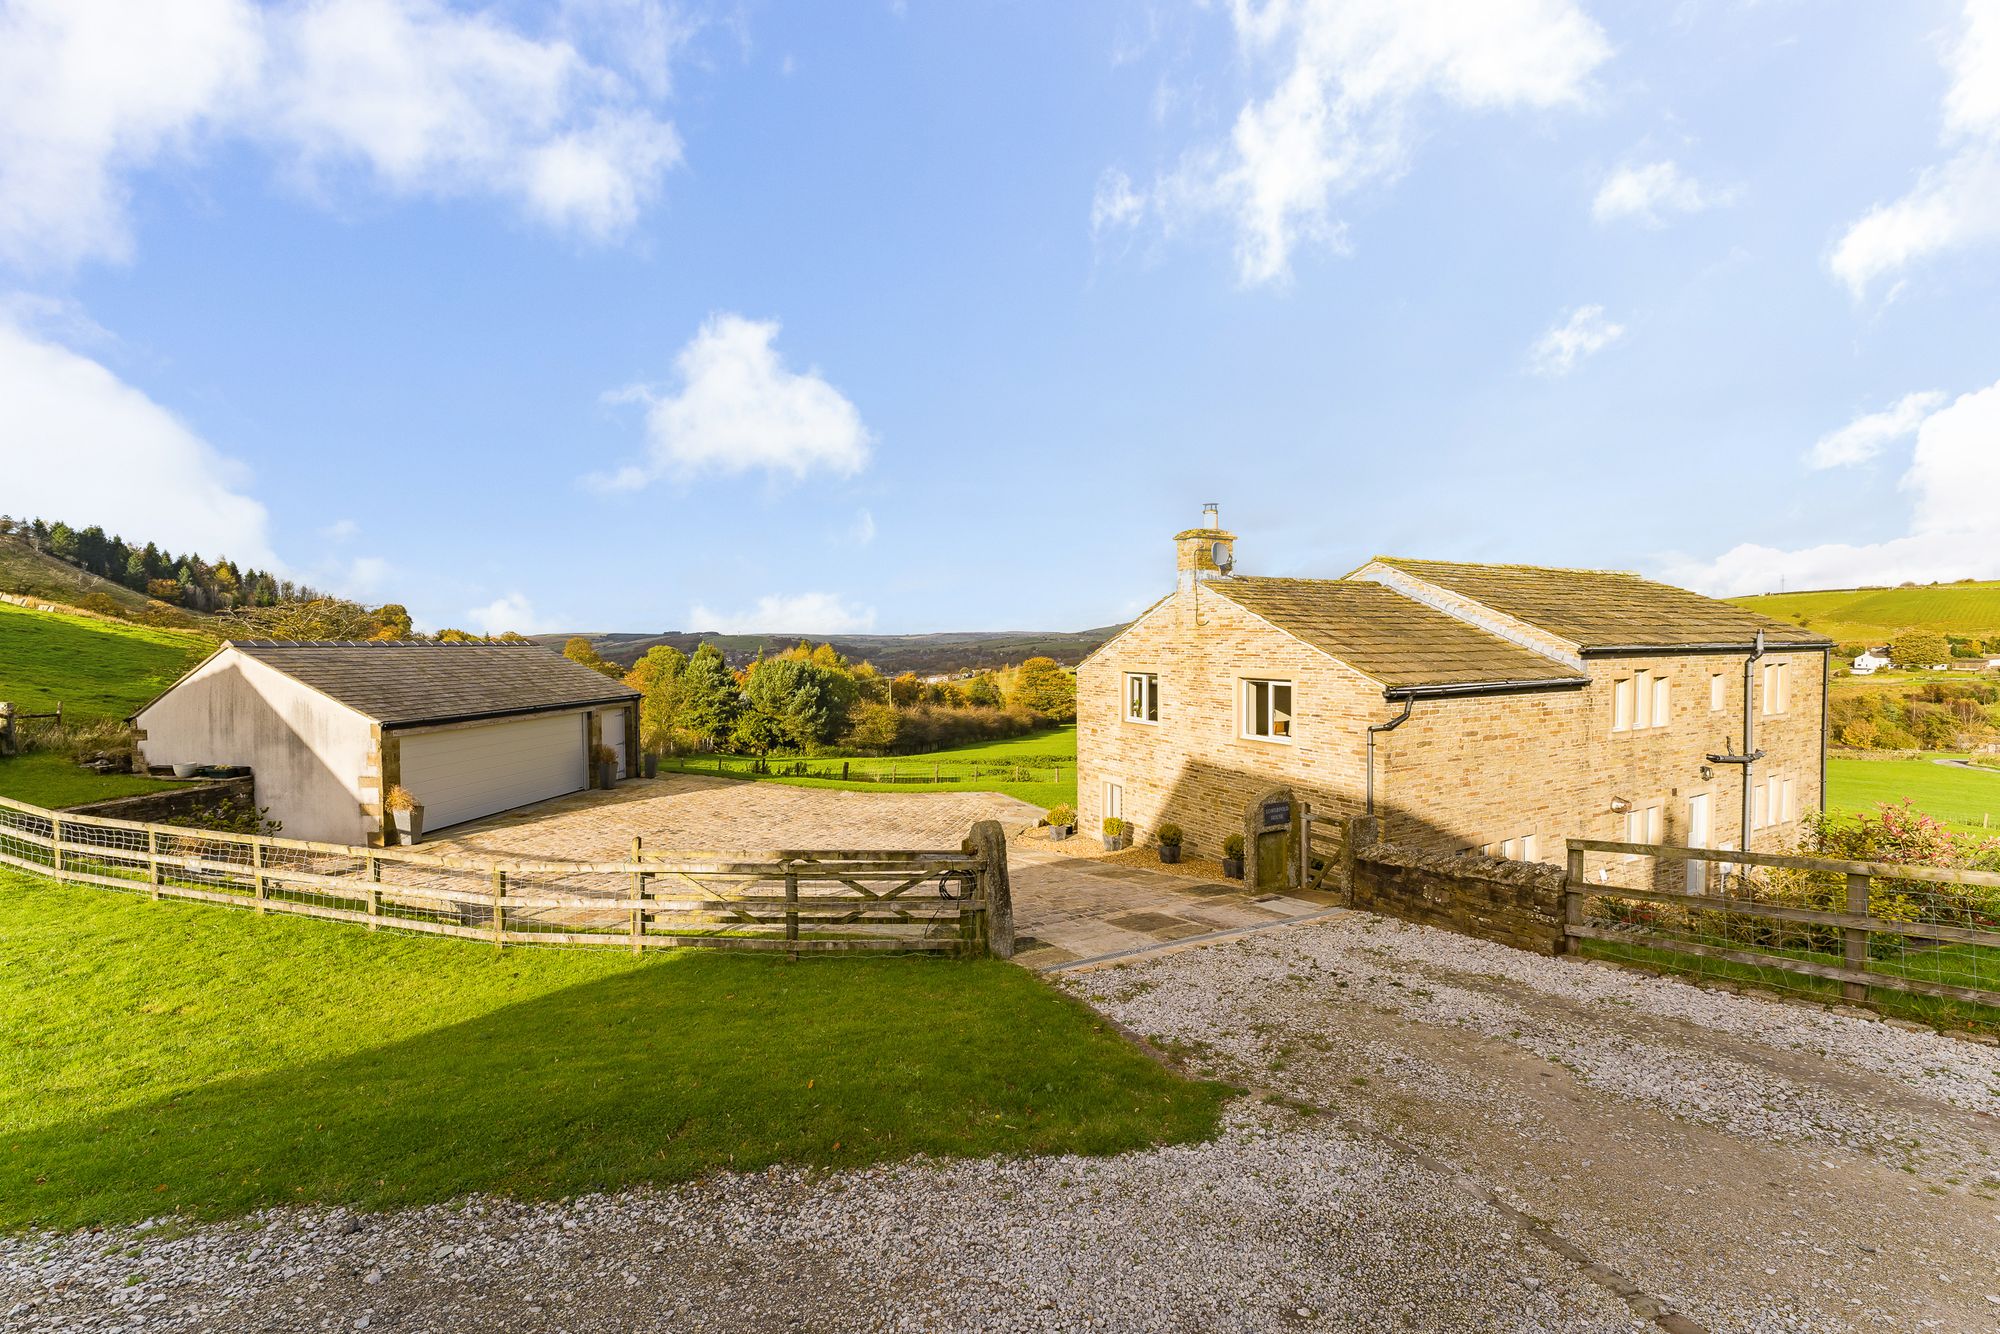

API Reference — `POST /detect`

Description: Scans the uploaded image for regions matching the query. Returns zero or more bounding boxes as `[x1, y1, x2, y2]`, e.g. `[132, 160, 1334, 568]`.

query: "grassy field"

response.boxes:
[0, 600, 211, 722]
[1732, 579, 2000, 647]
[0, 870, 1227, 1231]
[660, 726, 1080, 811]
[0, 751, 185, 808]
[1825, 755, 2000, 837]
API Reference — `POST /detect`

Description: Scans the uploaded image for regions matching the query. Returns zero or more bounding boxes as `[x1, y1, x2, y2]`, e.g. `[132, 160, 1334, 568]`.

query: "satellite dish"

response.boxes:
[1212, 541, 1234, 574]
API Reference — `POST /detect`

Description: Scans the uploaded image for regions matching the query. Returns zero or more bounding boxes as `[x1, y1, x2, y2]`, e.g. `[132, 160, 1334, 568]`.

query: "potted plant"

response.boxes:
[1045, 803, 1076, 841]
[385, 784, 423, 846]
[1101, 816, 1129, 851]
[1222, 833, 1245, 880]
[1156, 822, 1183, 864]
[642, 752, 659, 779]
[592, 744, 619, 789]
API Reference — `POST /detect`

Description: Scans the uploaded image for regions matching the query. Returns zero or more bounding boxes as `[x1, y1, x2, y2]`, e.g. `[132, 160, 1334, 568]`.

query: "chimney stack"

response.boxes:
[1175, 503, 1235, 593]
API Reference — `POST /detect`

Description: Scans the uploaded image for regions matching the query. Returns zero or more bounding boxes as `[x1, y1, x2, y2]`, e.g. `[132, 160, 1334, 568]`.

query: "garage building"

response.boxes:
[134, 640, 640, 845]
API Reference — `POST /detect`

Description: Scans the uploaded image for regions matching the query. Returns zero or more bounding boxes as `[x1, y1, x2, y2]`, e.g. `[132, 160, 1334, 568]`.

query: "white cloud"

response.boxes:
[687, 592, 877, 635]
[1806, 390, 1947, 469]
[1665, 377, 2000, 595]
[0, 309, 279, 567]
[592, 313, 874, 488]
[1591, 159, 1728, 226]
[321, 517, 360, 542]
[1831, 1, 2000, 296]
[1123, 0, 1609, 285]
[464, 591, 552, 635]
[0, 0, 683, 271]
[1528, 304, 1623, 376]
[1091, 167, 1146, 234]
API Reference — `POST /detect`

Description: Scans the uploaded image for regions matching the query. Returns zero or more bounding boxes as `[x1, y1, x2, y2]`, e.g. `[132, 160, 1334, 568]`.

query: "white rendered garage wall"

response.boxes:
[397, 712, 589, 831]
[134, 648, 377, 844]
[594, 707, 627, 775]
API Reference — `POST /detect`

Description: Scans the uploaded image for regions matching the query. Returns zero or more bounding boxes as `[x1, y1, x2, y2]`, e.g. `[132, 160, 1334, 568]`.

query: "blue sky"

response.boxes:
[2, 0, 1998, 636]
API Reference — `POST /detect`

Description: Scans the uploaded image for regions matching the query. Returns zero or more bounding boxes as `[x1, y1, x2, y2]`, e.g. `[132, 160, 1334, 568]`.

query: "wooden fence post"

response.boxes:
[631, 835, 645, 954]
[492, 867, 506, 947]
[1843, 871, 1871, 1003]
[147, 826, 161, 899]
[1563, 843, 1585, 956]
[784, 862, 800, 960]
[252, 837, 267, 913]
[366, 851, 381, 930]
[49, 813, 63, 878]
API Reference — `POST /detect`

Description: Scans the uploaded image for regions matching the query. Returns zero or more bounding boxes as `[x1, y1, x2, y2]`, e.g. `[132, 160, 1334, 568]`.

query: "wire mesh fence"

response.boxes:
[1563, 838, 2000, 1031]
[0, 795, 996, 956]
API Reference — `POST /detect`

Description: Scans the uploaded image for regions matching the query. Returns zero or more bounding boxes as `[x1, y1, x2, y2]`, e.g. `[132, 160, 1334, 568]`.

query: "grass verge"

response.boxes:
[1825, 755, 2000, 837]
[0, 752, 186, 808]
[659, 726, 1078, 811]
[0, 870, 1226, 1231]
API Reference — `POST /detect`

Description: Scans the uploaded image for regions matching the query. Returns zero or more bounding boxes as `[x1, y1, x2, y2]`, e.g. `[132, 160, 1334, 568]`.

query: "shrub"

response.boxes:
[167, 797, 280, 837]
[590, 744, 618, 765]
[1224, 833, 1244, 858]
[1155, 822, 1183, 847]
[1045, 803, 1076, 828]
[1102, 816, 1127, 838]
[384, 784, 419, 812]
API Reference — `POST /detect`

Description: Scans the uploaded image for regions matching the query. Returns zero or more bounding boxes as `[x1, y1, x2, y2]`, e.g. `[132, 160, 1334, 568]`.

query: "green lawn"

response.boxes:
[0, 870, 1226, 1231]
[1825, 755, 2000, 837]
[0, 600, 211, 722]
[0, 751, 187, 809]
[661, 726, 1080, 812]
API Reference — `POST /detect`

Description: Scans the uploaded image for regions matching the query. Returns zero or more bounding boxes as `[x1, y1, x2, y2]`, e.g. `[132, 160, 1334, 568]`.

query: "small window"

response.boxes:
[1781, 776, 1797, 824]
[1761, 661, 1789, 715]
[1520, 833, 1539, 863]
[1651, 675, 1670, 729]
[1633, 670, 1653, 729]
[1709, 672, 1726, 712]
[1753, 780, 1769, 829]
[1124, 672, 1159, 724]
[1102, 781, 1123, 820]
[1243, 679, 1294, 741]
[1612, 678, 1634, 732]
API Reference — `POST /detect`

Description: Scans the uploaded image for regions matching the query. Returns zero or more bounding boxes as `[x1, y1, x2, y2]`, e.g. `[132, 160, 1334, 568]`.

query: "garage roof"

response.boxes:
[1205, 578, 1588, 692]
[224, 641, 638, 728]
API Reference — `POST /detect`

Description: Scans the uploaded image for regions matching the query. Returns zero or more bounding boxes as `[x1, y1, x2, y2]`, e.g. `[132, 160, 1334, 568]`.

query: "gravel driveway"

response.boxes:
[7, 912, 1999, 1333]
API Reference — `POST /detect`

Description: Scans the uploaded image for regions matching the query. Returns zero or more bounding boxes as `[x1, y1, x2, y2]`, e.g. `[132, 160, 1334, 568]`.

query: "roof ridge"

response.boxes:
[1370, 555, 1648, 579]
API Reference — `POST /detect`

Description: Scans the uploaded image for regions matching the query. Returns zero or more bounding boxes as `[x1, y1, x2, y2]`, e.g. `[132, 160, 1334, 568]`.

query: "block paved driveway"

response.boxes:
[426, 775, 1337, 963]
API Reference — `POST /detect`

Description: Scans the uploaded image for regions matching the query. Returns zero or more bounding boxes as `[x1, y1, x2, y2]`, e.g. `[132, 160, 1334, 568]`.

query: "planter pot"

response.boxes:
[1048, 824, 1071, 842]
[1102, 835, 1130, 851]
[1222, 855, 1244, 880]
[642, 754, 659, 779]
[171, 763, 201, 779]
[1158, 844, 1181, 864]
[597, 761, 617, 789]
[391, 805, 425, 847]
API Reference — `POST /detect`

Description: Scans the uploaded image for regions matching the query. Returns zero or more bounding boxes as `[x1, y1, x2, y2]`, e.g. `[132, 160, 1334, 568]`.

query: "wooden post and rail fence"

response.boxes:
[0, 793, 1010, 959]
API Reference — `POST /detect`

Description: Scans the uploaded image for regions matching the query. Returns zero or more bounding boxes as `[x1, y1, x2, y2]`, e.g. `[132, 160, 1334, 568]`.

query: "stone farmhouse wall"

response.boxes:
[64, 775, 257, 823]
[1079, 583, 1828, 866]
[1349, 841, 1569, 956]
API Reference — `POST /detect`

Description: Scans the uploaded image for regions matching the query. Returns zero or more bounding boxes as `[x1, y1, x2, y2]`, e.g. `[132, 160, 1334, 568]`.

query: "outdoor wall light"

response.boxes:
[1609, 796, 1633, 814]
[1699, 765, 1715, 781]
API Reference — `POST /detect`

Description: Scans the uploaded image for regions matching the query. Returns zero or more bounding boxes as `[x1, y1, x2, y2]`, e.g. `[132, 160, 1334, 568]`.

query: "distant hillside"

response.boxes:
[1729, 579, 2000, 649]
[543, 626, 1125, 675]
[0, 535, 228, 634]
[0, 600, 211, 722]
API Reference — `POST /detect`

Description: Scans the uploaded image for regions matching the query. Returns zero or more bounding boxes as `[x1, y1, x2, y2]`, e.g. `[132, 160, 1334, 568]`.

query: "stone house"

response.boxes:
[1076, 512, 1830, 875]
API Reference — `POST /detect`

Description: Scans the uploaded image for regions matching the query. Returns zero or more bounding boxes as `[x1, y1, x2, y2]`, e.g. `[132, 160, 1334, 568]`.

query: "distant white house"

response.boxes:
[1851, 648, 1892, 675]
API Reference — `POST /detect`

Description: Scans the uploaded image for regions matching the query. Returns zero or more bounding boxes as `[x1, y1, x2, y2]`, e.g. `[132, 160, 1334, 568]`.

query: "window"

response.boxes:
[1753, 780, 1769, 830]
[1761, 660, 1789, 715]
[1124, 672, 1159, 724]
[1709, 672, 1726, 712]
[1243, 679, 1294, 741]
[1482, 834, 1539, 862]
[1622, 802, 1662, 856]
[1613, 670, 1669, 733]
[1755, 774, 1797, 829]
[1781, 777, 1797, 824]
[1102, 781, 1123, 820]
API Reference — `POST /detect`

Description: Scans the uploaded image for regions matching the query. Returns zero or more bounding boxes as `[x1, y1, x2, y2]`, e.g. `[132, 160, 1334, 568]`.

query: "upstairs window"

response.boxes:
[1243, 679, 1294, 741]
[1761, 660, 1790, 715]
[1710, 672, 1726, 712]
[1125, 672, 1160, 724]
[1613, 670, 1669, 733]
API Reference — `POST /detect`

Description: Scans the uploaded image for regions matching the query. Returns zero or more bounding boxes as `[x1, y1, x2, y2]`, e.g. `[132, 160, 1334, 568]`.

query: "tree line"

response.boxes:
[1, 515, 321, 613]
[564, 637, 1077, 756]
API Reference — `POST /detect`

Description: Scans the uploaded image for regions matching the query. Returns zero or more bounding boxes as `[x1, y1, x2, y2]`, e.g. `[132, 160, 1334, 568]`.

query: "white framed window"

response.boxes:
[1124, 672, 1159, 724]
[1488, 834, 1542, 863]
[1622, 802, 1662, 858]
[1761, 660, 1789, 715]
[1781, 776, 1797, 824]
[1102, 781, 1123, 820]
[1243, 678, 1294, 741]
[1753, 780, 1769, 830]
[1613, 671, 1669, 733]
[1709, 672, 1726, 712]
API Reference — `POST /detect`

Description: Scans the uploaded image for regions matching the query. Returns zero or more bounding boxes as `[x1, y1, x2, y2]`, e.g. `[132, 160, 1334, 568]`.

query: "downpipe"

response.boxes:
[1365, 695, 1415, 817]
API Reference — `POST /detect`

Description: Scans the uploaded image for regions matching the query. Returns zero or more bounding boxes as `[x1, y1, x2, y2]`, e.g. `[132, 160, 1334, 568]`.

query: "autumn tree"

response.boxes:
[563, 635, 622, 678]
[1008, 656, 1075, 723]
[1890, 630, 1951, 669]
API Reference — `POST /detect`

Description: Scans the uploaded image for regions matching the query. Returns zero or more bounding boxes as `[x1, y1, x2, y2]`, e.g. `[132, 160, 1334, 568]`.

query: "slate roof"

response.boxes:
[1363, 558, 1831, 652]
[1205, 578, 1586, 691]
[221, 640, 637, 727]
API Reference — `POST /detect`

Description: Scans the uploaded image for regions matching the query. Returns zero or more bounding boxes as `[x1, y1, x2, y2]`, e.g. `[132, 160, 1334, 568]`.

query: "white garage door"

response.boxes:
[399, 713, 588, 831]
